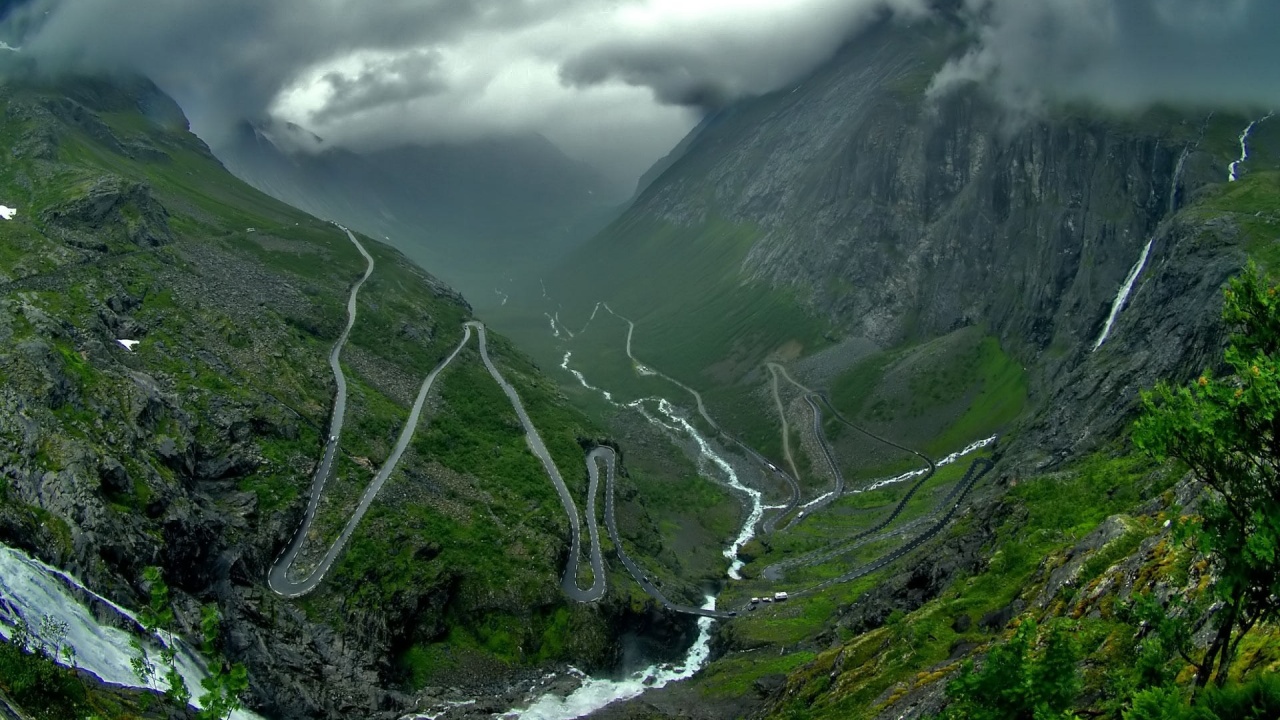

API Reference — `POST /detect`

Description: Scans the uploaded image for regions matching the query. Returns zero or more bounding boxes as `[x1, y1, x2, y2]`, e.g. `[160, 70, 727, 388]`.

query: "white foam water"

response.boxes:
[0, 545, 261, 719]
[561, 351, 614, 403]
[498, 596, 717, 720]
[646, 398, 764, 580]
[515, 308, 768, 718]
[801, 492, 834, 510]
[1229, 113, 1273, 182]
[850, 435, 996, 495]
[1092, 239, 1154, 350]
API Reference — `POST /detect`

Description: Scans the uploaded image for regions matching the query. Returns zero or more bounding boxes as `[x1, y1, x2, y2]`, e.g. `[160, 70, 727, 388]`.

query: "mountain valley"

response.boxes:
[2, 4, 1280, 720]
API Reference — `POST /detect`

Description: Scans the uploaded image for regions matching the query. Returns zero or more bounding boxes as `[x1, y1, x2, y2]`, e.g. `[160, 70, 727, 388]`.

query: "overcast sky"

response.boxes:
[929, 0, 1280, 115]
[2, 0, 1278, 185]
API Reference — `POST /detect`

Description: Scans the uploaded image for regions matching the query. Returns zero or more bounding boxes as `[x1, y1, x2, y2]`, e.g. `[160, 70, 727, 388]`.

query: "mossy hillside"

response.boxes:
[826, 327, 1028, 461]
[494, 213, 835, 398]
[0, 74, 671, 708]
[710, 452, 1188, 720]
[743, 452, 988, 588]
[1188, 171, 1280, 269]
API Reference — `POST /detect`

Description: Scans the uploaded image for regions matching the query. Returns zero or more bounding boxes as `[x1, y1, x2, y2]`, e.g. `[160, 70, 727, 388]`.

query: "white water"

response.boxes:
[1229, 113, 1273, 182]
[0, 41, 19, 53]
[557, 313, 573, 338]
[545, 313, 573, 339]
[0, 546, 261, 719]
[561, 351, 614, 403]
[801, 492, 834, 510]
[403, 699, 477, 720]
[1092, 239, 1154, 350]
[499, 596, 717, 720]
[936, 435, 996, 466]
[495, 289, 509, 306]
[0, 205, 16, 220]
[514, 304, 771, 718]
[647, 398, 764, 579]
[557, 351, 764, 578]
[565, 304, 766, 577]
[850, 435, 996, 495]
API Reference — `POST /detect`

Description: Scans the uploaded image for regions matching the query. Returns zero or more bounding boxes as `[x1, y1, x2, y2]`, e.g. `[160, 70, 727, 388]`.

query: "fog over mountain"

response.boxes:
[2, 0, 1278, 182]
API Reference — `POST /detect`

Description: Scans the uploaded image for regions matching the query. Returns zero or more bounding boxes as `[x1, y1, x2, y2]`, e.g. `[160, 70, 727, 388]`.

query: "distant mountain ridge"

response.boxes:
[215, 119, 629, 300]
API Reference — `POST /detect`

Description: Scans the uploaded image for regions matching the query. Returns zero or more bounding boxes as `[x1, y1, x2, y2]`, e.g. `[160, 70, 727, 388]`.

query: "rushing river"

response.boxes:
[494, 352, 774, 720]
[498, 596, 717, 720]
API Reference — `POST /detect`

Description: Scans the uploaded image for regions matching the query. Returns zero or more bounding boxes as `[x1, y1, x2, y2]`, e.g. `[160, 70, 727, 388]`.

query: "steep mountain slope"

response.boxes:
[214, 121, 627, 301]
[494, 10, 1280, 720]
[532, 12, 1269, 469]
[0, 73, 700, 719]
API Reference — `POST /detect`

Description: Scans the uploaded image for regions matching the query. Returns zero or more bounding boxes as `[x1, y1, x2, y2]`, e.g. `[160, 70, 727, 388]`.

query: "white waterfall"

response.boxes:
[1229, 113, 1274, 182]
[1092, 239, 1154, 351]
[0, 545, 261, 719]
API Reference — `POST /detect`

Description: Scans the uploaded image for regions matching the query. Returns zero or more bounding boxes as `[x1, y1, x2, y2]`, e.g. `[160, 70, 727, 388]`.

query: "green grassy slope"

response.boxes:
[0, 73, 670, 711]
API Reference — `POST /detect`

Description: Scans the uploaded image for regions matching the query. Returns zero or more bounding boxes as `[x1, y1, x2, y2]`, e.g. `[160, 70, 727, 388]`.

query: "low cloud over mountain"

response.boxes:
[2, 0, 1277, 183]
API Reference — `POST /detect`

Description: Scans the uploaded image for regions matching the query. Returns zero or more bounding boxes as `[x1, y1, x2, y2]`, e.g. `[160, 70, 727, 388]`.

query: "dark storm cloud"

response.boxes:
[1, 0, 590, 146]
[929, 0, 1280, 113]
[3, 0, 1277, 184]
[558, 1, 932, 112]
[0, 0, 933, 182]
[311, 49, 449, 124]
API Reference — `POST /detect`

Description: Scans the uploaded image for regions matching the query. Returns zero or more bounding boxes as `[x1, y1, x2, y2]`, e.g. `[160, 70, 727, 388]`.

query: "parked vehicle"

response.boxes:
[774, 591, 789, 602]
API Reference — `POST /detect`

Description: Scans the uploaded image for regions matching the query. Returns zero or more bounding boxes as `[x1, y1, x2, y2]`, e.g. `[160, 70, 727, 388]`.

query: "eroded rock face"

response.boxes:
[41, 177, 173, 249]
[610, 15, 1242, 465]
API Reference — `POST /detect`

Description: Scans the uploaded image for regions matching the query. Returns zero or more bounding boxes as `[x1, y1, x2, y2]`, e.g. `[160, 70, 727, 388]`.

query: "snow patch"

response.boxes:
[0, 205, 16, 220]
[116, 339, 140, 351]
[1092, 239, 1154, 351]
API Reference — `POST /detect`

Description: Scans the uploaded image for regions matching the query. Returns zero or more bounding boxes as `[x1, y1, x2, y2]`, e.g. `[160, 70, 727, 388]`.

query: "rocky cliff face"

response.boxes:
[559, 13, 1261, 462]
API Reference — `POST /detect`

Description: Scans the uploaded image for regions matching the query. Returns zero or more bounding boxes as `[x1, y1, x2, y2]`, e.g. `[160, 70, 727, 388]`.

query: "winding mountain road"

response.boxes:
[576, 305, 994, 614]
[472, 322, 605, 602]
[271, 240, 995, 623]
[594, 446, 734, 619]
[602, 305, 802, 532]
[767, 363, 846, 526]
[269, 231, 606, 601]
[766, 365, 804, 495]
